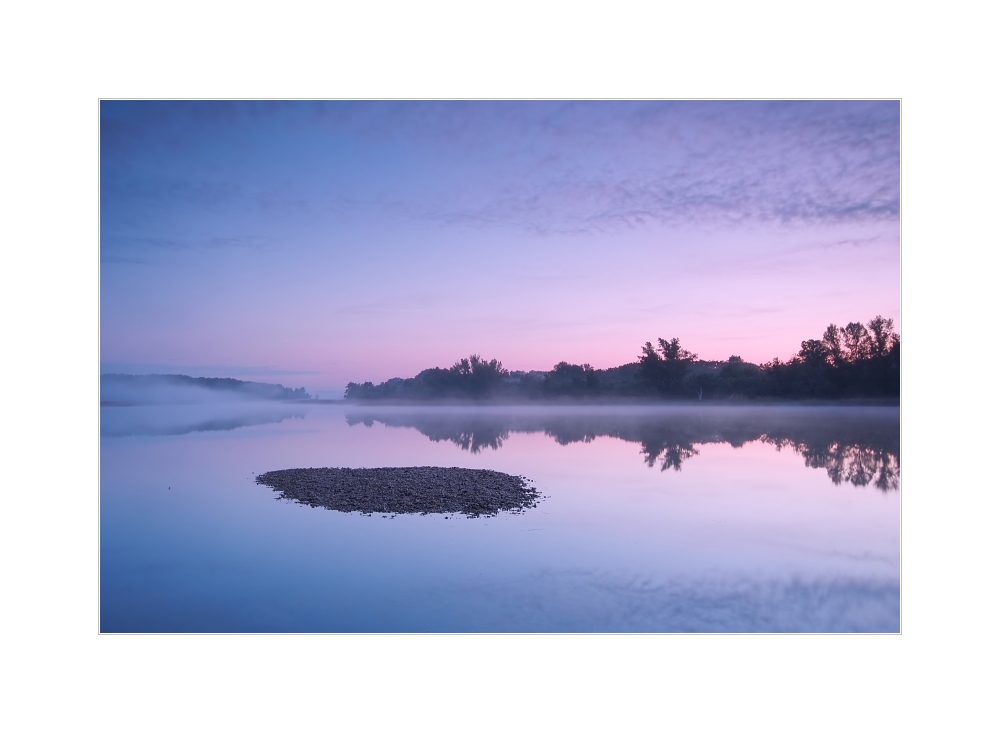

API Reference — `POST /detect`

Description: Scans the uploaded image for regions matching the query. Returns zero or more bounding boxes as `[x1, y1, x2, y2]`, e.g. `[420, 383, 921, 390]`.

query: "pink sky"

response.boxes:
[101, 102, 899, 395]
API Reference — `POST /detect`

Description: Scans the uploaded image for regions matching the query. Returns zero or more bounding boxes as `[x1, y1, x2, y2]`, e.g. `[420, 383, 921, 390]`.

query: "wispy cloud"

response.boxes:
[100, 101, 899, 261]
[100, 233, 273, 263]
[389, 101, 899, 234]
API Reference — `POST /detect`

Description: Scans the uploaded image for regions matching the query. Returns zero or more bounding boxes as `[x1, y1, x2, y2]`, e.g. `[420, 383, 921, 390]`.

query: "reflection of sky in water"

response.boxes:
[100, 403, 305, 437]
[101, 404, 899, 632]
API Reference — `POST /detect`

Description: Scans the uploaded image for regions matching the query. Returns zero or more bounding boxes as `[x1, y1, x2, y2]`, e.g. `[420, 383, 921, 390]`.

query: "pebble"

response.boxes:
[255, 466, 541, 518]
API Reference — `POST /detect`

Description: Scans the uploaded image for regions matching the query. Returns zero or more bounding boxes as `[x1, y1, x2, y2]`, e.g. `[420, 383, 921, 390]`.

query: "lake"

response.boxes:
[100, 402, 900, 632]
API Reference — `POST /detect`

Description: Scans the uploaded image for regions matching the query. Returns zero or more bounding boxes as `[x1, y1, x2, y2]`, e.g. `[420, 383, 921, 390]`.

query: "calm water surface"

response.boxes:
[100, 403, 900, 632]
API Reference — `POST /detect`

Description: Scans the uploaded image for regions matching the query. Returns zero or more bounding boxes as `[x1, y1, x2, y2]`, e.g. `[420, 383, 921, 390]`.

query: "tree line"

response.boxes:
[344, 315, 899, 401]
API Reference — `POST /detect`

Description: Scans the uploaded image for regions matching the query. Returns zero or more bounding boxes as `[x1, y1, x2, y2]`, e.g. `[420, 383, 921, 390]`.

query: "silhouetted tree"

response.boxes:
[639, 337, 697, 396]
[822, 324, 844, 367]
[461, 355, 509, 395]
[344, 317, 899, 401]
[867, 315, 898, 358]
[798, 339, 828, 366]
[841, 322, 873, 363]
[543, 362, 599, 396]
[718, 356, 764, 397]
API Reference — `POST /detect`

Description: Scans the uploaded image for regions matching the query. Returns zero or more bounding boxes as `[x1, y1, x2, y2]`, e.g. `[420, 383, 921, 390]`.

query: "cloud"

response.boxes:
[100, 233, 272, 263]
[303, 101, 900, 234]
[422, 102, 899, 233]
[101, 101, 900, 243]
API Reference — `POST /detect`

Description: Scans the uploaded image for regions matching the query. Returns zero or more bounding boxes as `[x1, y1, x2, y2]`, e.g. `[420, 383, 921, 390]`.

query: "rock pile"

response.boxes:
[255, 466, 540, 518]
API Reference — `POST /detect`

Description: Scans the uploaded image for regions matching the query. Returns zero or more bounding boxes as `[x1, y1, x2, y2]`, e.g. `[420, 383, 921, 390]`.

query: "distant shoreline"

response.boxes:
[332, 397, 900, 407]
[102, 397, 899, 407]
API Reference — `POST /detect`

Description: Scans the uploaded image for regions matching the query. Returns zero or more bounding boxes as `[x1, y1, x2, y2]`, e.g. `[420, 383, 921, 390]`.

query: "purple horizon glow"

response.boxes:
[100, 101, 900, 395]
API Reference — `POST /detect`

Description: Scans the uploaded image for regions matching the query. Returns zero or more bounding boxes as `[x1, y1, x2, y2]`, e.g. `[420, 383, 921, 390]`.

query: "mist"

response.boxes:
[100, 373, 310, 405]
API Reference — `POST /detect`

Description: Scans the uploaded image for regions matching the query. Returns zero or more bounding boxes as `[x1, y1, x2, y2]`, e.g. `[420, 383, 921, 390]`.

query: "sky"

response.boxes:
[100, 101, 900, 397]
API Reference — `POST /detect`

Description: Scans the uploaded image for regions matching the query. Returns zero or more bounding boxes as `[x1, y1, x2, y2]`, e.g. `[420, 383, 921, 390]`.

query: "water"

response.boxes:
[100, 403, 900, 632]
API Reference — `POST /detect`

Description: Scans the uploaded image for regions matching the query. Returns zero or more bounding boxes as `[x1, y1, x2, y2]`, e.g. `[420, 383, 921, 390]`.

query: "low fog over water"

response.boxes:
[100, 373, 310, 405]
[100, 374, 309, 436]
[100, 404, 305, 437]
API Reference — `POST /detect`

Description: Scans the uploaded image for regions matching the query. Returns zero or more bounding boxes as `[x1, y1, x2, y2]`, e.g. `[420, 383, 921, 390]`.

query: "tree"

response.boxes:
[544, 362, 598, 396]
[446, 354, 508, 395]
[867, 315, 897, 358]
[798, 339, 828, 366]
[822, 324, 844, 366]
[658, 337, 696, 362]
[840, 322, 873, 363]
[639, 337, 697, 395]
[719, 356, 763, 397]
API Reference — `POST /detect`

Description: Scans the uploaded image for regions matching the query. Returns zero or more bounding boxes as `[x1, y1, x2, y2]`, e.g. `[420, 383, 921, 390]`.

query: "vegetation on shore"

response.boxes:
[344, 316, 900, 401]
[101, 373, 311, 402]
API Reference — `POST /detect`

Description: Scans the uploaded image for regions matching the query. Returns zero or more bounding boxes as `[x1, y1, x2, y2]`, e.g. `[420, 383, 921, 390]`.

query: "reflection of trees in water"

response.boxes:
[645, 443, 700, 471]
[346, 414, 511, 453]
[773, 440, 900, 491]
[101, 408, 305, 437]
[449, 429, 510, 453]
[345, 408, 900, 491]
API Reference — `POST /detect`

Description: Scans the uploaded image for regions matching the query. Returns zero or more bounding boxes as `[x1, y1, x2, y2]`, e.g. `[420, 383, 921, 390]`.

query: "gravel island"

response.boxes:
[255, 466, 540, 517]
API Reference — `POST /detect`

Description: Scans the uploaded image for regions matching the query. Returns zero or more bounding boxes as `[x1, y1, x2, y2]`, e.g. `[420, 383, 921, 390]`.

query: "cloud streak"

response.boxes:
[101, 101, 900, 248]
